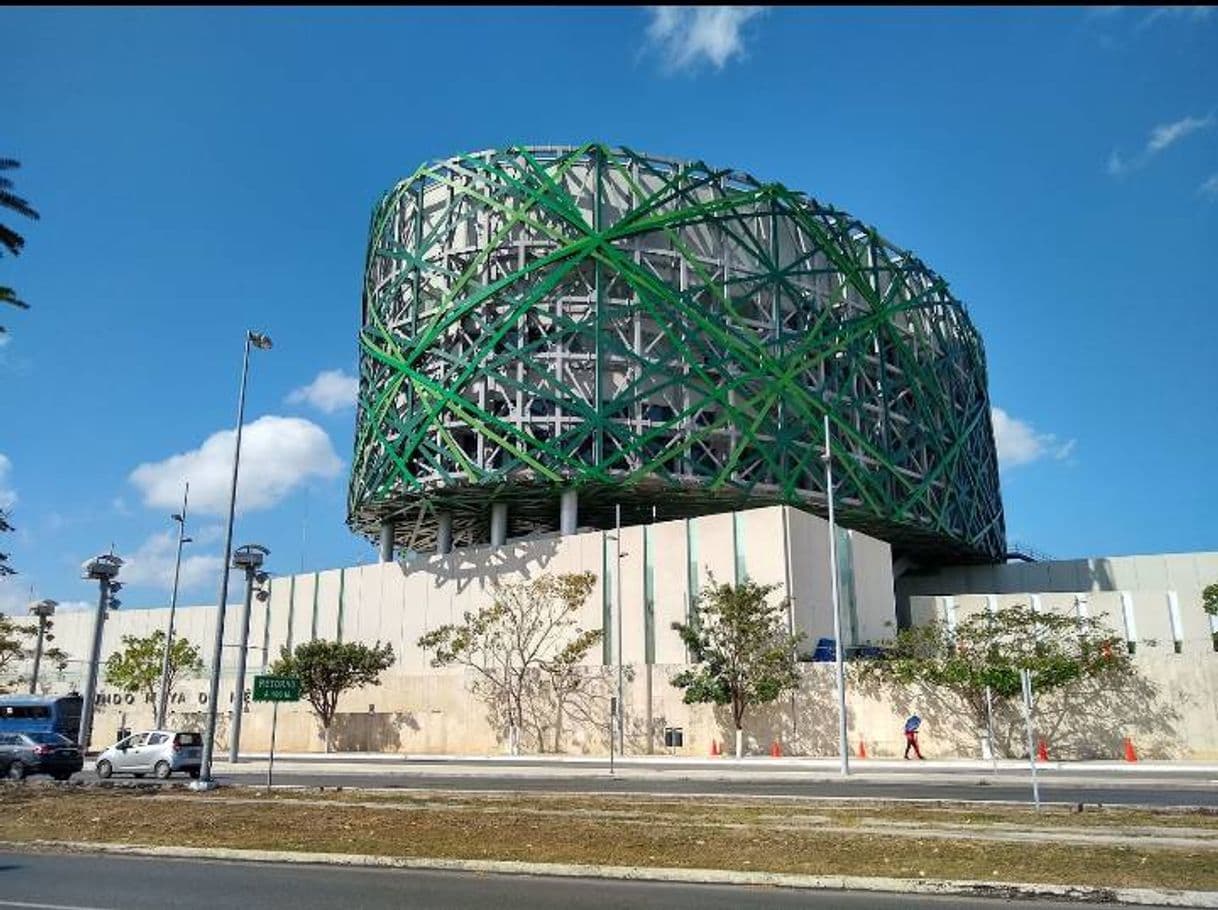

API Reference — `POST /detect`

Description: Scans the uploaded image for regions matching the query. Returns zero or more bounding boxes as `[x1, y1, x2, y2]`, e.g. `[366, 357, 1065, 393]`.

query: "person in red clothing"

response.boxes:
[903, 715, 924, 760]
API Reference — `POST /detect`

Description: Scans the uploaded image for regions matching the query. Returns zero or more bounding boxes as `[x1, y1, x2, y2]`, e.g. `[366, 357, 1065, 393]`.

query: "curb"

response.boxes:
[3, 840, 1215, 908]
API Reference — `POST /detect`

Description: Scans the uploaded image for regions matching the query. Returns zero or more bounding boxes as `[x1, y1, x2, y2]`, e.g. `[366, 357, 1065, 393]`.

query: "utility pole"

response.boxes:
[229, 544, 270, 763]
[822, 413, 850, 777]
[79, 554, 123, 750]
[197, 329, 273, 789]
[156, 483, 191, 729]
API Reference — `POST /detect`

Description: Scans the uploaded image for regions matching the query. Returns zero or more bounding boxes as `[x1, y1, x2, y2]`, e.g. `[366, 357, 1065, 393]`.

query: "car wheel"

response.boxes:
[188, 769, 200, 779]
[96, 759, 113, 780]
[7, 760, 26, 781]
[53, 771, 72, 781]
[154, 761, 171, 780]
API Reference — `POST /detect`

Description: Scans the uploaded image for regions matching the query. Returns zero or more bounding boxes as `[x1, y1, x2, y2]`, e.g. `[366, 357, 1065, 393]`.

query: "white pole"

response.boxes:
[615, 504, 625, 756]
[1020, 668, 1040, 810]
[268, 700, 278, 791]
[157, 482, 189, 730]
[824, 413, 849, 776]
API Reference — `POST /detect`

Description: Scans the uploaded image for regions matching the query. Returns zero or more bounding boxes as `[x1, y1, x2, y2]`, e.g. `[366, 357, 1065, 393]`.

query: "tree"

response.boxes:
[1204, 582, 1217, 650]
[0, 510, 15, 578]
[104, 630, 203, 707]
[418, 572, 601, 755]
[1, 158, 40, 331]
[671, 578, 804, 758]
[271, 639, 395, 752]
[857, 603, 1132, 756]
[0, 612, 69, 693]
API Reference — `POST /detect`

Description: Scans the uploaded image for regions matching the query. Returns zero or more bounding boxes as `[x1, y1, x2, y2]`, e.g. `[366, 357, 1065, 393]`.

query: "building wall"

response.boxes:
[25, 506, 896, 749]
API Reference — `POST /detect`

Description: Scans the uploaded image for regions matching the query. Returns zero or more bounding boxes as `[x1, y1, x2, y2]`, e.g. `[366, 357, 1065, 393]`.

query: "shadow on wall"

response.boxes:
[856, 668, 1185, 760]
[404, 537, 562, 597]
[328, 712, 420, 752]
[719, 667, 839, 756]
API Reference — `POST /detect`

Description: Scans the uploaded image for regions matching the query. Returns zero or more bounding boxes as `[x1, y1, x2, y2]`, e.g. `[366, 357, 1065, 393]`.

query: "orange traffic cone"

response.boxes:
[1123, 737, 1138, 762]
[1037, 739, 1049, 762]
[770, 740, 782, 758]
[710, 739, 720, 757]
[857, 739, 868, 759]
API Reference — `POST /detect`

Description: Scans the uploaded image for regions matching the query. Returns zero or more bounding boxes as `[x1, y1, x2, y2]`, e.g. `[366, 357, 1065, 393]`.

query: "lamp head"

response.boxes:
[28, 599, 57, 618]
[248, 331, 273, 351]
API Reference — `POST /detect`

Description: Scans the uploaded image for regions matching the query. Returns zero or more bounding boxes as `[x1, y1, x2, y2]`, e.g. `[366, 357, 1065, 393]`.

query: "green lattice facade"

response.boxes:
[350, 145, 1005, 562]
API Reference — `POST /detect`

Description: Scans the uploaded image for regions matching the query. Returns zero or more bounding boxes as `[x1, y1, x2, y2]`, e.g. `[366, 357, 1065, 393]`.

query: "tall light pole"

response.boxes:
[822, 413, 850, 776]
[197, 329, 273, 789]
[156, 483, 192, 729]
[228, 543, 270, 763]
[26, 599, 58, 694]
[79, 554, 123, 750]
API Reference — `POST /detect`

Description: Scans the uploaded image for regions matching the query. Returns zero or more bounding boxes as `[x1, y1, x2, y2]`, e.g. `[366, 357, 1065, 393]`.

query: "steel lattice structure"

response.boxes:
[350, 144, 1005, 562]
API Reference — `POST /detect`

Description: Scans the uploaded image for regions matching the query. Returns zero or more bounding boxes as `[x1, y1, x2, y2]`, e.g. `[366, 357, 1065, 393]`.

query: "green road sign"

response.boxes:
[253, 675, 302, 702]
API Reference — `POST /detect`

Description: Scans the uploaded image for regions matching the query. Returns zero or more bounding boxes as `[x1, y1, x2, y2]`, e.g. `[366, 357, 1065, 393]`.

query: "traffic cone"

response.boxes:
[857, 738, 868, 759]
[1123, 737, 1138, 762]
[1037, 739, 1049, 762]
[710, 739, 720, 757]
[770, 740, 782, 758]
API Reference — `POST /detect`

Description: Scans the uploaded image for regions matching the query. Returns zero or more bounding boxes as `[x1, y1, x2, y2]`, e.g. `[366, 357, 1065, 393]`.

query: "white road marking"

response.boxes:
[0, 902, 113, 910]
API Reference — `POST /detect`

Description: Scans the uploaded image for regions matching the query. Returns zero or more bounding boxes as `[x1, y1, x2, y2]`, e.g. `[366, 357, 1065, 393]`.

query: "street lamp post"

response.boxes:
[822, 413, 850, 777]
[26, 599, 58, 694]
[156, 483, 192, 729]
[79, 554, 123, 750]
[228, 543, 270, 763]
[197, 329, 273, 789]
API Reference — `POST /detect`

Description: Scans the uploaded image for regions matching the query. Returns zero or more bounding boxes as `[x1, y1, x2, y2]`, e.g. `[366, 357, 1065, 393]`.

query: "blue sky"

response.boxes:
[1, 6, 1215, 613]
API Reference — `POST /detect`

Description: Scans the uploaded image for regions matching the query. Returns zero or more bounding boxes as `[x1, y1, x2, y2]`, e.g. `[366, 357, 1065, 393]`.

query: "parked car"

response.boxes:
[95, 730, 203, 780]
[0, 731, 84, 780]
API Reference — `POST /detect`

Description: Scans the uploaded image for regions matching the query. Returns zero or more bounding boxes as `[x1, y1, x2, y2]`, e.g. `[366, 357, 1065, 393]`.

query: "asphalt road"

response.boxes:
[208, 767, 1218, 808]
[0, 851, 1125, 909]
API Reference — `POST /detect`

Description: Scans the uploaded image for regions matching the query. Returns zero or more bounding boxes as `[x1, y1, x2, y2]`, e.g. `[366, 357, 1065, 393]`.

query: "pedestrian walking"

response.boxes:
[903, 714, 924, 760]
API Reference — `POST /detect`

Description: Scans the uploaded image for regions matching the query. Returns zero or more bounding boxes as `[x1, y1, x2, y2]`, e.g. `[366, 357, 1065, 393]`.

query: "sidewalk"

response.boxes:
[228, 751, 1218, 775]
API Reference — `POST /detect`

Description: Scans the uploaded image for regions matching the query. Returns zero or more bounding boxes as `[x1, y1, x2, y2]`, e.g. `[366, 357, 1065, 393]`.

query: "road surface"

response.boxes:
[0, 851, 1128, 909]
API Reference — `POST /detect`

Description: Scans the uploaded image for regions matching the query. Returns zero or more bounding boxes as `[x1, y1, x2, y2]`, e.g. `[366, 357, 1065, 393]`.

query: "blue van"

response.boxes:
[0, 694, 84, 743]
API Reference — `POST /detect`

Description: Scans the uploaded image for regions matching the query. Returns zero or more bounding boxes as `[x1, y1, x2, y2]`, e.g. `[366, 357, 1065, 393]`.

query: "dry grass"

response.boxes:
[1, 785, 1215, 891]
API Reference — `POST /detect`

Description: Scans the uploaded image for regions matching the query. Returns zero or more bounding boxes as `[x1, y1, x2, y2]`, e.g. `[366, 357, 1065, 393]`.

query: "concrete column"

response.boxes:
[436, 511, 453, 555]
[378, 522, 395, 563]
[560, 489, 578, 535]
[490, 502, 508, 547]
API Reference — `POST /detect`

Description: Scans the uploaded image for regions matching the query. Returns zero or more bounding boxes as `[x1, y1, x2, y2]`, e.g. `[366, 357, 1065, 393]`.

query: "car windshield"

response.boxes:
[26, 732, 72, 745]
[174, 732, 203, 746]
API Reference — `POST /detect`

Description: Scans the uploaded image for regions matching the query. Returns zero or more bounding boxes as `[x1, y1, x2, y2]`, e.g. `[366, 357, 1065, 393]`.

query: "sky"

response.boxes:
[1, 6, 1215, 614]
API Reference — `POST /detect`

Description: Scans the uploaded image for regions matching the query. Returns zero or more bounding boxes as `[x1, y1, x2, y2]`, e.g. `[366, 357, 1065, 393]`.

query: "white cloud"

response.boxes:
[645, 6, 766, 73]
[0, 453, 15, 510]
[287, 369, 359, 414]
[129, 415, 342, 516]
[1198, 174, 1218, 199]
[1136, 5, 1213, 30]
[991, 408, 1076, 470]
[118, 529, 224, 596]
[1107, 112, 1214, 176]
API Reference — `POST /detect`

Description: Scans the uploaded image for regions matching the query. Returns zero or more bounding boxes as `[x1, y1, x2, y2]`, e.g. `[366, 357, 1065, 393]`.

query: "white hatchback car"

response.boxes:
[95, 730, 203, 780]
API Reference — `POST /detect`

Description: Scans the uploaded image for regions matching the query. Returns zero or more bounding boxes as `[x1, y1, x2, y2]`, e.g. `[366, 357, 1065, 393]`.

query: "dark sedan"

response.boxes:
[0, 731, 84, 780]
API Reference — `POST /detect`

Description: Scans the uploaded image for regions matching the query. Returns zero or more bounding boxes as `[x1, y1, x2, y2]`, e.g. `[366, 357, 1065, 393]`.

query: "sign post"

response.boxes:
[252, 675, 302, 790]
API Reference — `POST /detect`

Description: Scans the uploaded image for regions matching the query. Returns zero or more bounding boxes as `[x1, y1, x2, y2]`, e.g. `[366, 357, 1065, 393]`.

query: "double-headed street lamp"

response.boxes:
[197, 329, 273, 789]
[228, 543, 270, 763]
[156, 482, 192, 730]
[79, 553, 123, 749]
[26, 598, 58, 694]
